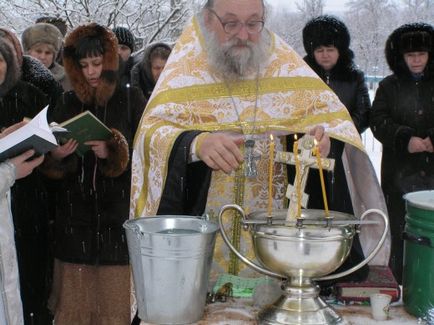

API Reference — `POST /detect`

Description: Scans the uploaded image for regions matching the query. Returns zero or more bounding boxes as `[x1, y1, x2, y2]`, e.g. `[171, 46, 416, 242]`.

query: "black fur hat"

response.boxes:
[302, 15, 350, 56]
[385, 22, 434, 76]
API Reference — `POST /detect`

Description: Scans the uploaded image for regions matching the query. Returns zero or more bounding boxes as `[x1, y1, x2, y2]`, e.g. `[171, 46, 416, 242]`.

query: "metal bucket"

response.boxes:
[123, 216, 218, 324]
[403, 191, 434, 318]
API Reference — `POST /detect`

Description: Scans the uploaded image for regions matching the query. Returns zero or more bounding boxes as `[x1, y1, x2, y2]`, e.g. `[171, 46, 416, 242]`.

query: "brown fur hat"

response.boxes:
[0, 28, 22, 95]
[22, 23, 63, 55]
[0, 28, 23, 66]
[63, 23, 119, 106]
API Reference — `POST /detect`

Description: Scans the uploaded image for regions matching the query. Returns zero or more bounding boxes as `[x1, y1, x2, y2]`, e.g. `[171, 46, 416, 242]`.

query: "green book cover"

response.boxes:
[59, 111, 112, 156]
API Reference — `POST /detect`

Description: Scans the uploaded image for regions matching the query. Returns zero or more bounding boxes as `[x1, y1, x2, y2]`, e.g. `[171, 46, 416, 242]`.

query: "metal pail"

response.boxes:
[123, 216, 218, 324]
[403, 191, 434, 318]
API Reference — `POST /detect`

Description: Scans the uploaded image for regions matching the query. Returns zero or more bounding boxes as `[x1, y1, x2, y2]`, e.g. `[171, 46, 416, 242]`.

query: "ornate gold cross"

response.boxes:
[274, 135, 335, 221]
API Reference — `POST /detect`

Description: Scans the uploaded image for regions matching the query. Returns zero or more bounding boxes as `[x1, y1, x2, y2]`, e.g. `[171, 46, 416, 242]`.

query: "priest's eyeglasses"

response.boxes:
[207, 8, 265, 35]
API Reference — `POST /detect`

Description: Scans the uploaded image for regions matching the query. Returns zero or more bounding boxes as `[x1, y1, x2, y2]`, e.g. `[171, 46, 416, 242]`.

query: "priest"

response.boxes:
[130, 0, 389, 280]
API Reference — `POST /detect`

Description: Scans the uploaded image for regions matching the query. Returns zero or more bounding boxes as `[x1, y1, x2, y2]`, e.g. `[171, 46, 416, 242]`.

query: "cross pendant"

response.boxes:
[244, 139, 260, 178]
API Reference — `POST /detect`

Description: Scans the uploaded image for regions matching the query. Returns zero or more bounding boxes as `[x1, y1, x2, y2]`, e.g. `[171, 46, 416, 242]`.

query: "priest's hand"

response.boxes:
[309, 126, 330, 157]
[197, 132, 244, 174]
[51, 139, 79, 160]
[85, 140, 109, 159]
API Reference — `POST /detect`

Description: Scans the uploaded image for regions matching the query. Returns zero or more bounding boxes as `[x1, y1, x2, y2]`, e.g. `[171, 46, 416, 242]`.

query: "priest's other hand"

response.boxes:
[10, 149, 44, 179]
[51, 139, 79, 160]
[309, 126, 330, 157]
[197, 132, 244, 174]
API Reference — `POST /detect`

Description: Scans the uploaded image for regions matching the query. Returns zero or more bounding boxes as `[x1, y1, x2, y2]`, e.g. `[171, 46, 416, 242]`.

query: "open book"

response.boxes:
[0, 106, 59, 162]
[57, 110, 112, 156]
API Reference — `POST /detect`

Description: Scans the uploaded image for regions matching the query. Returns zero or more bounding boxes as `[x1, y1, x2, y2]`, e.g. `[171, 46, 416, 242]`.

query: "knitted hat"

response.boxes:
[302, 15, 350, 56]
[112, 26, 135, 52]
[35, 16, 68, 36]
[22, 23, 63, 55]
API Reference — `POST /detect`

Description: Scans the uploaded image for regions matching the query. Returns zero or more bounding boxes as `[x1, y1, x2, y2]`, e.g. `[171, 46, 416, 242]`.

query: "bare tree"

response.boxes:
[0, 0, 193, 48]
[295, 0, 325, 20]
[345, 0, 398, 77]
[400, 0, 434, 22]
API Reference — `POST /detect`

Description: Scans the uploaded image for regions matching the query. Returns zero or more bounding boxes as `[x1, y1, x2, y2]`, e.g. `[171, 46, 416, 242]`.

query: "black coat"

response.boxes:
[370, 74, 434, 282]
[0, 80, 53, 325]
[47, 85, 145, 265]
[371, 74, 434, 196]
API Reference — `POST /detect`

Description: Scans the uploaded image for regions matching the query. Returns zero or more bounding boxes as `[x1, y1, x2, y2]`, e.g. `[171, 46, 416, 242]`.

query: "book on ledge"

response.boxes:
[58, 110, 112, 156]
[335, 265, 400, 303]
[0, 106, 59, 162]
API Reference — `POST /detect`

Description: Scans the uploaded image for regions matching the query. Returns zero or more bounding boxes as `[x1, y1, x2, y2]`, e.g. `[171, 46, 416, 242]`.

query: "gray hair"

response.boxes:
[203, 0, 267, 17]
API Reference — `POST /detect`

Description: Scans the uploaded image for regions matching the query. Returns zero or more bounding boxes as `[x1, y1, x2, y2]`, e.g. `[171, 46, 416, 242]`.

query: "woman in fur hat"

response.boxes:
[370, 22, 434, 284]
[22, 23, 71, 91]
[42, 23, 145, 324]
[301, 15, 371, 287]
[0, 27, 61, 325]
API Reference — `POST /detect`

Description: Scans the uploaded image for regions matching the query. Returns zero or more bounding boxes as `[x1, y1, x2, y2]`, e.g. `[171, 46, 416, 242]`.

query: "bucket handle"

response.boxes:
[403, 232, 432, 248]
[317, 208, 389, 281]
[218, 204, 284, 278]
[218, 205, 389, 281]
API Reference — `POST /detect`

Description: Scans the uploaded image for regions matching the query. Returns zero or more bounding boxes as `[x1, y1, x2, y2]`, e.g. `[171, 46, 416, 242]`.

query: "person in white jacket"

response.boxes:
[0, 122, 44, 325]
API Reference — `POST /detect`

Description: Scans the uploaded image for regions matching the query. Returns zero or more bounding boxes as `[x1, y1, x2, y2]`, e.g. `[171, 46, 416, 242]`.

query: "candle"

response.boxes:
[293, 135, 302, 218]
[314, 140, 330, 217]
[268, 134, 275, 218]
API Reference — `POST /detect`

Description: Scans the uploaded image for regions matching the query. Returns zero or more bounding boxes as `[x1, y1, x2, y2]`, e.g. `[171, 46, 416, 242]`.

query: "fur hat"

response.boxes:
[112, 26, 135, 52]
[302, 15, 350, 56]
[385, 22, 434, 76]
[63, 23, 119, 106]
[0, 28, 22, 96]
[22, 23, 63, 55]
[0, 28, 23, 67]
[35, 16, 68, 36]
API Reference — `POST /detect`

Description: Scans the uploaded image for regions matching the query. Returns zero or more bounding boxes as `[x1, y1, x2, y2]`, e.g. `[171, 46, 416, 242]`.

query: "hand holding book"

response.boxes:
[85, 140, 109, 159]
[56, 110, 112, 156]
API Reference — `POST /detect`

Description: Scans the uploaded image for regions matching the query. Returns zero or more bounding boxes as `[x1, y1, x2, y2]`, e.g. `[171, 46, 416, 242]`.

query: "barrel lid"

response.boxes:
[404, 190, 434, 211]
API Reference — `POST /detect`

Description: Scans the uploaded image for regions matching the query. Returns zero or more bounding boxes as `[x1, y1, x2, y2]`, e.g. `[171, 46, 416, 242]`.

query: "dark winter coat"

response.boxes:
[130, 42, 171, 100]
[42, 23, 146, 265]
[0, 30, 55, 325]
[370, 22, 434, 283]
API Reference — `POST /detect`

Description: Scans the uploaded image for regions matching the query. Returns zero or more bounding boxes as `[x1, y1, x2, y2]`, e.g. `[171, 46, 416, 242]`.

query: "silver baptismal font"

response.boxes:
[218, 135, 389, 325]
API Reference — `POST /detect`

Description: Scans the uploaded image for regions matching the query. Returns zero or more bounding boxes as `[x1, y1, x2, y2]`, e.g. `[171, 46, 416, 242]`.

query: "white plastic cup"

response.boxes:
[370, 293, 392, 321]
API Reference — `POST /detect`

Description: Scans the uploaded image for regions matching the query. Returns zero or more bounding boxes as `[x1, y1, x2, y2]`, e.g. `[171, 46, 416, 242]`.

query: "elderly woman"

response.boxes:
[370, 22, 434, 284]
[22, 23, 71, 90]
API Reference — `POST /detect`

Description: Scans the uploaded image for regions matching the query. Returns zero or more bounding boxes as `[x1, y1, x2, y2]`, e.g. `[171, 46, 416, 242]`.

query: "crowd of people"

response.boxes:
[0, 0, 433, 324]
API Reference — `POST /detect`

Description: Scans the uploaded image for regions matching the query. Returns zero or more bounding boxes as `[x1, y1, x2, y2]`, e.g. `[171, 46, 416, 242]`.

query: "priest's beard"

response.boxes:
[200, 18, 270, 80]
